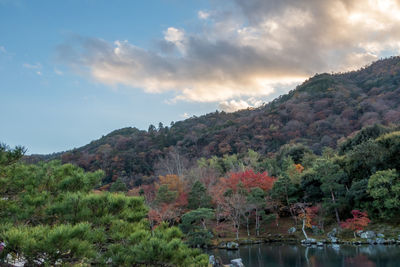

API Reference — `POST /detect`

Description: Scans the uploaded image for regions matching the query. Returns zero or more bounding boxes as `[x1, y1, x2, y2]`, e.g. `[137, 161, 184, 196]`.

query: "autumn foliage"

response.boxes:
[223, 169, 276, 192]
[340, 210, 371, 232]
[299, 206, 320, 228]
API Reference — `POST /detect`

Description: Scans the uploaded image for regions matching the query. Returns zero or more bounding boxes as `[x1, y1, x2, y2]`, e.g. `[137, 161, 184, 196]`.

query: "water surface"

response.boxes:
[208, 243, 400, 267]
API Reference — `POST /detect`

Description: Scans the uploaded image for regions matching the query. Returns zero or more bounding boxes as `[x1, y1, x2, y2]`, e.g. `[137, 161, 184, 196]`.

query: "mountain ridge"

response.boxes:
[27, 56, 400, 183]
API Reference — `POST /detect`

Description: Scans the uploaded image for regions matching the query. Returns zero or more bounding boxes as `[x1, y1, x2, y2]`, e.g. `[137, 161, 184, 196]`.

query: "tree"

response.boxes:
[109, 177, 128, 192]
[180, 208, 214, 247]
[188, 181, 211, 209]
[225, 169, 275, 192]
[314, 157, 347, 225]
[222, 192, 247, 240]
[367, 169, 400, 219]
[340, 210, 370, 238]
[298, 206, 319, 240]
[0, 159, 208, 266]
[247, 187, 266, 236]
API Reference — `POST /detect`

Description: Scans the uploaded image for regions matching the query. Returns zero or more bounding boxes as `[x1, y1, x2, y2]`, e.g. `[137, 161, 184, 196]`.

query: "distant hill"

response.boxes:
[29, 56, 400, 183]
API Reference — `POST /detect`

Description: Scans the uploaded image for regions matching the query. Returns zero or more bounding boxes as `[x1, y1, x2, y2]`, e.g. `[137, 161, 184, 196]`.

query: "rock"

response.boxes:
[375, 238, 386, 244]
[332, 244, 340, 250]
[360, 231, 376, 239]
[317, 242, 324, 246]
[377, 233, 385, 238]
[356, 230, 364, 237]
[367, 239, 376, 245]
[217, 242, 227, 249]
[329, 237, 339, 243]
[288, 227, 297, 234]
[230, 258, 244, 267]
[226, 241, 239, 250]
[301, 238, 317, 245]
[328, 228, 338, 237]
[209, 255, 216, 266]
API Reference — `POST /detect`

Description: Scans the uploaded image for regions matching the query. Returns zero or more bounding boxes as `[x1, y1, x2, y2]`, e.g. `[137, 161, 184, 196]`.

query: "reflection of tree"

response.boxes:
[345, 254, 375, 267]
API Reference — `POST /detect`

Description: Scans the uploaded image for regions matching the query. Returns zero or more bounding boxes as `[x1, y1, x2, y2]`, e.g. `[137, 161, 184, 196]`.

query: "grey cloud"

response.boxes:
[57, 0, 400, 109]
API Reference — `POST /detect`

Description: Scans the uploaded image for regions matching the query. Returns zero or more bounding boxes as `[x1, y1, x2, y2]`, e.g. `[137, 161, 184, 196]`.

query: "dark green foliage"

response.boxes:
[155, 184, 178, 205]
[180, 208, 214, 247]
[339, 124, 390, 154]
[368, 169, 400, 219]
[188, 181, 211, 209]
[0, 160, 208, 266]
[110, 177, 128, 192]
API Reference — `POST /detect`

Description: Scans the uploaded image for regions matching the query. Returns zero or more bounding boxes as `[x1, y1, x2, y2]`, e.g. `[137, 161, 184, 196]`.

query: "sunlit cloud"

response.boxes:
[58, 0, 400, 112]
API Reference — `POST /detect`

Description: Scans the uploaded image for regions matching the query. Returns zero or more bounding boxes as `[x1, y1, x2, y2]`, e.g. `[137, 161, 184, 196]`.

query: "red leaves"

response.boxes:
[340, 210, 370, 232]
[224, 169, 276, 192]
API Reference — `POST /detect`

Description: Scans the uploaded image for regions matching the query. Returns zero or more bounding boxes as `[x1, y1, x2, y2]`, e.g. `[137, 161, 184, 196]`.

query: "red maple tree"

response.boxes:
[340, 210, 371, 237]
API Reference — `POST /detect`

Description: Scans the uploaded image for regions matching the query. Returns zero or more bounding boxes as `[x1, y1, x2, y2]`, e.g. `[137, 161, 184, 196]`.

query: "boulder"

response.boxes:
[230, 258, 244, 267]
[327, 228, 338, 238]
[317, 242, 324, 246]
[209, 255, 216, 266]
[356, 230, 364, 237]
[377, 233, 385, 238]
[375, 238, 386, 244]
[288, 227, 297, 234]
[301, 238, 317, 245]
[329, 237, 339, 243]
[360, 231, 376, 239]
[217, 242, 227, 249]
[226, 241, 239, 250]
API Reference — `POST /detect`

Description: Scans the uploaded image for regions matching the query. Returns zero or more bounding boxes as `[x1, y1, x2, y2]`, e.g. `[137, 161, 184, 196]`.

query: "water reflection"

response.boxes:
[208, 244, 400, 267]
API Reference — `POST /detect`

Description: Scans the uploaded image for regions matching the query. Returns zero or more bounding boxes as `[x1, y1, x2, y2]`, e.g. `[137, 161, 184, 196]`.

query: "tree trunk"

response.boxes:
[246, 216, 250, 236]
[330, 190, 341, 225]
[236, 223, 239, 240]
[255, 208, 260, 236]
[302, 219, 309, 240]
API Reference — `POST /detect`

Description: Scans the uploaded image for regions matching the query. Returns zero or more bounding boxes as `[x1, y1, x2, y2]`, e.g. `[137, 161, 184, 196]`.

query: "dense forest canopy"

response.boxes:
[27, 56, 400, 186]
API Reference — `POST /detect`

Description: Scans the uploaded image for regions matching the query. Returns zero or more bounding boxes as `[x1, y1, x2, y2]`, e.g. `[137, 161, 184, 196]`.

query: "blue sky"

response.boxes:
[0, 0, 215, 154]
[1, 0, 399, 154]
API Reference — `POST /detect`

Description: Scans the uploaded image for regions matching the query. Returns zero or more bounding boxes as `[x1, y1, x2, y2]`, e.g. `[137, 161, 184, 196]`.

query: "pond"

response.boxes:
[207, 243, 400, 267]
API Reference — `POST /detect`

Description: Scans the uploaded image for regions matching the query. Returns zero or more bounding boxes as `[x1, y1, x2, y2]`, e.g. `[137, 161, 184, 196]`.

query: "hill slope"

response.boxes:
[34, 57, 400, 183]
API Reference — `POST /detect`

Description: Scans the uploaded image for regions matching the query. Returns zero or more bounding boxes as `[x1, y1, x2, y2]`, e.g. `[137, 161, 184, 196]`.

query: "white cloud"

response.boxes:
[57, 0, 400, 104]
[219, 97, 265, 112]
[198, 10, 210, 19]
[54, 68, 63, 75]
[181, 112, 190, 119]
[164, 27, 186, 54]
[23, 63, 41, 69]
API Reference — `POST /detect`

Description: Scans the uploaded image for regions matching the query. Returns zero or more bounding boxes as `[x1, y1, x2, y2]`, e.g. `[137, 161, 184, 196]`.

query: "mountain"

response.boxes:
[29, 56, 400, 183]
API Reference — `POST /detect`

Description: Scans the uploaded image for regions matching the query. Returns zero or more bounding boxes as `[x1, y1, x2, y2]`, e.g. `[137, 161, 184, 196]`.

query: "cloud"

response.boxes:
[198, 10, 210, 20]
[0, 46, 6, 53]
[23, 62, 43, 76]
[219, 97, 265, 112]
[181, 112, 190, 119]
[23, 63, 41, 69]
[57, 0, 400, 106]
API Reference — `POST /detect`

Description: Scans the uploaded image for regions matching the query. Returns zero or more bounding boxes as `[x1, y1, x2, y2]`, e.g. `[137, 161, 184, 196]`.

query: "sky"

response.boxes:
[1, 0, 400, 154]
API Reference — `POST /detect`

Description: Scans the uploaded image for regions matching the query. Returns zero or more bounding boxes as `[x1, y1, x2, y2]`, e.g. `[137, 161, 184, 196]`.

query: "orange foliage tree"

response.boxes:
[223, 169, 276, 192]
[298, 206, 320, 239]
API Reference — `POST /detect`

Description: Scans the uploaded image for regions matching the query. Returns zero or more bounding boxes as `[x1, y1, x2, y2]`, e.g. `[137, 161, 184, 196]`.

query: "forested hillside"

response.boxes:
[30, 56, 400, 184]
